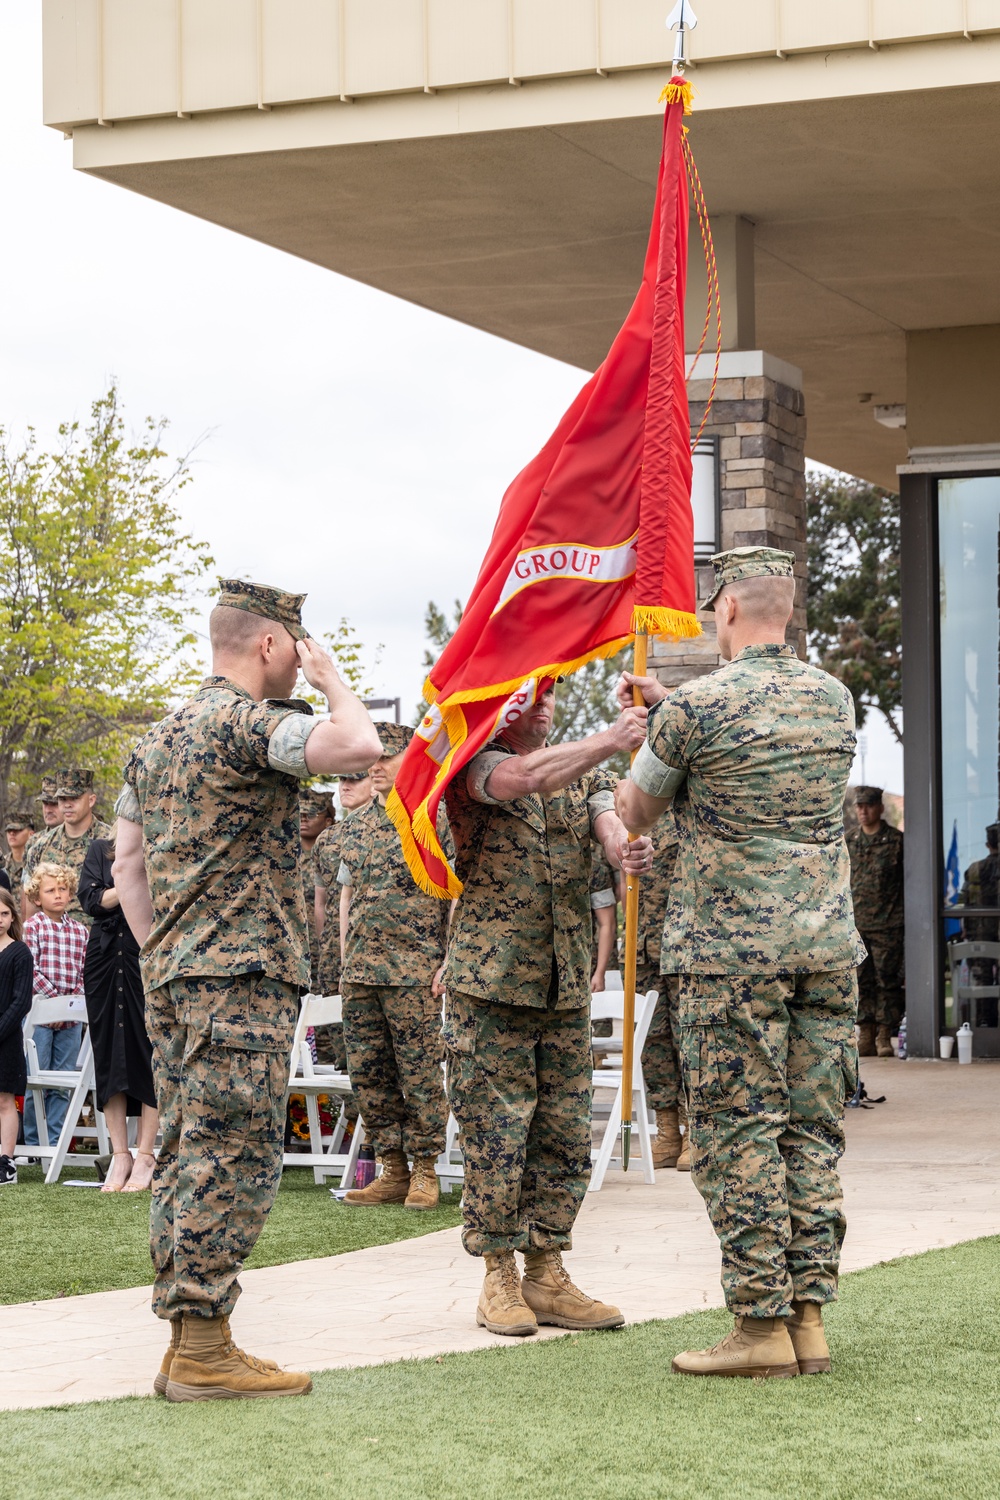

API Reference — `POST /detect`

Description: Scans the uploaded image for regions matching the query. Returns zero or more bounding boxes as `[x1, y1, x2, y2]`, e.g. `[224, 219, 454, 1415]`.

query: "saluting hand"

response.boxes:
[615, 672, 669, 714]
[296, 638, 342, 696]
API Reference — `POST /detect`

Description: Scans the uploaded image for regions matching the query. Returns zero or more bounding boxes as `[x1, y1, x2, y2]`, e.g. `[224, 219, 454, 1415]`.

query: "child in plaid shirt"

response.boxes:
[22, 862, 88, 1148]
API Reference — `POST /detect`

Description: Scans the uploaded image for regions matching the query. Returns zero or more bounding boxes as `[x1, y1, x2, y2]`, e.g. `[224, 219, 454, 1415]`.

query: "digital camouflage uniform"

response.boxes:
[847, 812, 904, 1033]
[638, 812, 681, 1112]
[116, 580, 317, 1323]
[444, 742, 616, 1257]
[633, 624, 863, 1318]
[23, 769, 112, 926]
[3, 806, 35, 909]
[958, 832, 999, 1015]
[313, 821, 346, 999]
[298, 788, 332, 993]
[338, 793, 452, 1160]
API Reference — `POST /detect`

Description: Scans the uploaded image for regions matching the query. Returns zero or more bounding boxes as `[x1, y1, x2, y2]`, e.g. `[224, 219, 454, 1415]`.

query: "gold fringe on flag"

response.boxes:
[435, 635, 635, 709]
[658, 78, 694, 114]
[630, 606, 702, 639]
[384, 786, 463, 900]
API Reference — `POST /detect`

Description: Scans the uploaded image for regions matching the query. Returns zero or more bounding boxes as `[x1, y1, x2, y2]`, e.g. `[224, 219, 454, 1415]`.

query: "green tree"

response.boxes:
[806, 469, 902, 744]
[418, 598, 629, 769]
[0, 386, 213, 821]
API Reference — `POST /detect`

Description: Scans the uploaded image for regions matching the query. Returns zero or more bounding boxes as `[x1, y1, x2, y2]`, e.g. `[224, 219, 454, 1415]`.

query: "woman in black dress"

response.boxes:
[0, 888, 33, 1186]
[79, 837, 158, 1193]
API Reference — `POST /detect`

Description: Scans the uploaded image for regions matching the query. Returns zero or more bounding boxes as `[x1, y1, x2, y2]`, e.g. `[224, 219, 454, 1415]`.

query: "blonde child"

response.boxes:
[22, 863, 87, 1148]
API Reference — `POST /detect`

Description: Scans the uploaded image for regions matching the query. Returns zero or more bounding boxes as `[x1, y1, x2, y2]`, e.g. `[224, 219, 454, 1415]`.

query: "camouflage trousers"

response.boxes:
[678, 969, 859, 1317]
[146, 973, 298, 1321]
[856, 928, 905, 1031]
[341, 981, 448, 1160]
[312, 1021, 359, 1119]
[637, 961, 681, 1112]
[444, 991, 592, 1258]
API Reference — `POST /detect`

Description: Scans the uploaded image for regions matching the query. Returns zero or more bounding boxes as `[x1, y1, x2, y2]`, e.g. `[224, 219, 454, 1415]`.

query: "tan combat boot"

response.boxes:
[343, 1149, 410, 1206]
[672, 1315, 799, 1379]
[876, 1025, 895, 1058]
[476, 1250, 538, 1337]
[521, 1249, 625, 1331]
[153, 1318, 182, 1396]
[404, 1157, 440, 1211]
[857, 1022, 877, 1057]
[165, 1316, 312, 1401]
[651, 1107, 682, 1168]
[788, 1301, 831, 1374]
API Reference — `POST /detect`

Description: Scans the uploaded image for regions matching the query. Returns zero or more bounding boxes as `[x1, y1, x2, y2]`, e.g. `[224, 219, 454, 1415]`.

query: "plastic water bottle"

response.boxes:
[897, 1014, 907, 1060]
[957, 1021, 974, 1065]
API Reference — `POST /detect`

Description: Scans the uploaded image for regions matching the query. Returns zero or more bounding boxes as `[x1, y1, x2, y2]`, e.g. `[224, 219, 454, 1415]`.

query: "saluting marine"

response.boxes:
[113, 577, 380, 1403]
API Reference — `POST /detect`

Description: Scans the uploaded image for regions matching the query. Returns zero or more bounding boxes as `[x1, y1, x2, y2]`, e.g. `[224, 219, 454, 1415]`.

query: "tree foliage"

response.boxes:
[418, 599, 629, 770]
[806, 470, 902, 744]
[0, 387, 213, 820]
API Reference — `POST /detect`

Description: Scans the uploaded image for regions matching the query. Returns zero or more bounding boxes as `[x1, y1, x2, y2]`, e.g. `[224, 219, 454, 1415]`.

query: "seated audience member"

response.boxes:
[0, 889, 33, 1185]
[79, 836, 158, 1192]
[21, 862, 88, 1148]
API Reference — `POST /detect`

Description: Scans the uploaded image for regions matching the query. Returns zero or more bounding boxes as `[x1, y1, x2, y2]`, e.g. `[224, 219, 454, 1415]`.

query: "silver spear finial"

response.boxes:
[666, 1, 698, 73]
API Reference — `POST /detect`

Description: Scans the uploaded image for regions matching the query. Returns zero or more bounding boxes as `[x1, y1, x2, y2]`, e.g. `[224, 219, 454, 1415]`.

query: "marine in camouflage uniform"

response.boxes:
[444, 684, 651, 1336]
[297, 788, 333, 991]
[589, 842, 617, 1038]
[339, 723, 451, 1209]
[620, 547, 864, 1379]
[23, 770, 112, 925]
[847, 786, 904, 1055]
[115, 580, 362, 1334]
[3, 805, 36, 909]
[635, 812, 686, 1168]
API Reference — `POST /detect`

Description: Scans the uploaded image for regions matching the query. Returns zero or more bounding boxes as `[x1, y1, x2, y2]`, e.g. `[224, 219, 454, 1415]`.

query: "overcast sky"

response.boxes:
[0, 8, 902, 792]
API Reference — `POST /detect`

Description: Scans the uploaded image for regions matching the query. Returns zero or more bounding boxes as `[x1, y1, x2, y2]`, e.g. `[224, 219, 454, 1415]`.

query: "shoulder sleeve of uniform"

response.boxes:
[337, 859, 353, 887]
[632, 698, 692, 799]
[590, 886, 616, 910]
[466, 749, 513, 806]
[266, 711, 319, 779]
[114, 783, 142, 825]
[582, 766, 617, 825]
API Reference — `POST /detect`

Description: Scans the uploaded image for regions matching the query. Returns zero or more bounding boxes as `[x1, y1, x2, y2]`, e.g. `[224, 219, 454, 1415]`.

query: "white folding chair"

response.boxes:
[588, 988, 658, 1191]
[283, 995, 364, 1186]
[22, 995, 109, 1183]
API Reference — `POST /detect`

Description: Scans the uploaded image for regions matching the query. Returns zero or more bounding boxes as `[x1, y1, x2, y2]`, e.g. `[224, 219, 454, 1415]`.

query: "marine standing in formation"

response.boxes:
[3, 806, 36, 911]
[339, 723, 452, 1211]
[617, 547, 863, 1380]
[23, 770, 112, 925]
[297, 787, 334, 991]
[636, 812, 688, 1172]
[444, 681, 652, 1337]
[847, 786, 904, 1057]
[113, 579, 380, 1402]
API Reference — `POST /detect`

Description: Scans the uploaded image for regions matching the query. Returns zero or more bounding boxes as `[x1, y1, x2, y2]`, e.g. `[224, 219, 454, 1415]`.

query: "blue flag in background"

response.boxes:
[944, 820, 961, 938]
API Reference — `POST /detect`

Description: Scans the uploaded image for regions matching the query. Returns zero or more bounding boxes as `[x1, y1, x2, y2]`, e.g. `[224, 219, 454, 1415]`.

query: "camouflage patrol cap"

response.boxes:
[986, 823, 1000, 842]
[376, 723, 414, 757]
[36, 775, 59, 805]
[5, 805, 35, 831]
[702, 546, 796, 610]
[217, 578, 308, 640]
[854, 785, 884, 806]
[299, 788, 332, 818]
[336, 771, 371, 783]
[55, 769, 95, 798]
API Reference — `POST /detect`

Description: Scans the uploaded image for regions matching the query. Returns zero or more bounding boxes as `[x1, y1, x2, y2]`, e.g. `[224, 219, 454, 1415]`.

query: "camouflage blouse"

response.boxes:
[445, 741, 616, 1010]
[634, 645, 864, 975]
[118, 677, 312, 992]
[847, 821, 904, 933]
[338, 800, 453, 987]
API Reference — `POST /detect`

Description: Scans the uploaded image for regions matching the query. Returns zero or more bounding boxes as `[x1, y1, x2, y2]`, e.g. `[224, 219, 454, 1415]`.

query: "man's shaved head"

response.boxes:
[718, 574, 795, 628]
[210, 604, 278, 656]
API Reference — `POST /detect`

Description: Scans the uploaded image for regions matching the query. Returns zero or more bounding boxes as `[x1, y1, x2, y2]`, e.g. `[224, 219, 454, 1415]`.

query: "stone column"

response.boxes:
[648, 350, 807, 690]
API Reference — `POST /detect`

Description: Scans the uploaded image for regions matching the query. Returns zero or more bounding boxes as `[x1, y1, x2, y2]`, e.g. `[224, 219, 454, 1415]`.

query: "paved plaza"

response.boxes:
[3, 1058, 997, 1411]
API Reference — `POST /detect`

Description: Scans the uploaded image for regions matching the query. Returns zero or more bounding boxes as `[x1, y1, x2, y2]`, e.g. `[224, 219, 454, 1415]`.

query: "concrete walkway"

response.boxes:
[4, 1058, 998, 1410]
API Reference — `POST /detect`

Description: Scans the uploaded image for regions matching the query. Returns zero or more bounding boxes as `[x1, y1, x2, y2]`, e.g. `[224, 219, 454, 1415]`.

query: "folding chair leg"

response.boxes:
[45, 1068, 93, 1185]
[633, 1070, 656, 1184]
[340, 1117, 364, 1190]
[589, 1087, 622, 1193]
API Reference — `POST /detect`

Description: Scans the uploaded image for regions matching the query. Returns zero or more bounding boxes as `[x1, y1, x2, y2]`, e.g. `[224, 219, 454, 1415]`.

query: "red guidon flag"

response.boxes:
[388, 78, 700, 898]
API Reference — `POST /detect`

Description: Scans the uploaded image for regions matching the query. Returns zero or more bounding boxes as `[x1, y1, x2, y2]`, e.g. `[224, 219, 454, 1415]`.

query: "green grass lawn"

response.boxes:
[0, 1165, 462, 1305]
[6, 1238, 1000, 1500]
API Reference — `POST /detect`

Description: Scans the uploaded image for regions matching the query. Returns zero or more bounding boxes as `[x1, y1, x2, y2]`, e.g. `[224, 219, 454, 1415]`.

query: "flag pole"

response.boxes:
[620, 631, 648, 1171]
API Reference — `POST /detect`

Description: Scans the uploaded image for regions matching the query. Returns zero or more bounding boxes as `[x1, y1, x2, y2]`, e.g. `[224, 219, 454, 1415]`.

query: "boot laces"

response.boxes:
[412, 1160, 436, 1192]
[494, 1256, 525, 1309]
[219, 1322, 279, 1373]
[542, 1253, 581, 1296]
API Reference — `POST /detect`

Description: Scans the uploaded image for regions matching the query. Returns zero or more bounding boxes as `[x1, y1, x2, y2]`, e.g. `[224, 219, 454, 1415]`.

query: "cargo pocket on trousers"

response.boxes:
[441, 1004, 493, 1131]
[676, 982, 746, 1114]
[206, 1021, 291, 1144]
